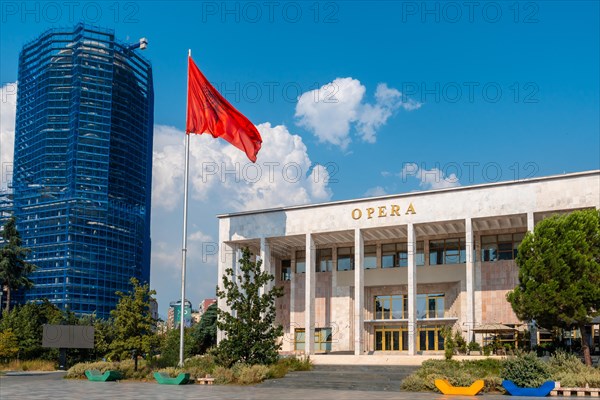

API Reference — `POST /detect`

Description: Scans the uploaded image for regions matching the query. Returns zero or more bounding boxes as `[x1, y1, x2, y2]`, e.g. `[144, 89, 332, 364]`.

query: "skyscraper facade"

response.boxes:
[11, 24, 153, 318]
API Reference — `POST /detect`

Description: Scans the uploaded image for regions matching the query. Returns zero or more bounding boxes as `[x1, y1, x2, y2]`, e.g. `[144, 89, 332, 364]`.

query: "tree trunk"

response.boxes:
[580, 323, 592, 366]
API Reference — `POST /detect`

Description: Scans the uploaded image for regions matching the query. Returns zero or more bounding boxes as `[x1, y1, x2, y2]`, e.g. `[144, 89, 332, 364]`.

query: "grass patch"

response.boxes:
[0, 359, 56, 371]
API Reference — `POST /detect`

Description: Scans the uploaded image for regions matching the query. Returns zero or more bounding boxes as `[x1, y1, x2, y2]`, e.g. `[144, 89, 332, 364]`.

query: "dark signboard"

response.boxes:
[42, 325, 94, 349]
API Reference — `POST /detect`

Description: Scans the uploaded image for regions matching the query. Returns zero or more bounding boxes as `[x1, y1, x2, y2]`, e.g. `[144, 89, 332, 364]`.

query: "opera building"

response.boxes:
[217, 171, 600, 355]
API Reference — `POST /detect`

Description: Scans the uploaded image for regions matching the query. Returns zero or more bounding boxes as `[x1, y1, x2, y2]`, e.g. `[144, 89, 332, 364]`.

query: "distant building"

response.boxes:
[199, 298, 217, 314]
[167, 299, 192, 329]
[10, 24, 154, 318]
[149, 298, 159, 322]
[191, 310, 201, 325]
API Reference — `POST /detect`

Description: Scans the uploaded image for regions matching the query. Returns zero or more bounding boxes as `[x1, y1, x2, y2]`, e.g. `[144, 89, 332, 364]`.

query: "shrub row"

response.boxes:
[66, 354, 312, 385]
[401, 351, 600, 393]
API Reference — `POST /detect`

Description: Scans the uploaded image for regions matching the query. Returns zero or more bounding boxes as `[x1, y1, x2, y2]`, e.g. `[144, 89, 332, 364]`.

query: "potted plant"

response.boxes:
[468, 341, 482, 355]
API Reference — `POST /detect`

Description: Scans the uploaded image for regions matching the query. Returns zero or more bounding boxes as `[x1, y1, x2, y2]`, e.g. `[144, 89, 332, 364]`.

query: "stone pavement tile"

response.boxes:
[0, 375, 538, 400]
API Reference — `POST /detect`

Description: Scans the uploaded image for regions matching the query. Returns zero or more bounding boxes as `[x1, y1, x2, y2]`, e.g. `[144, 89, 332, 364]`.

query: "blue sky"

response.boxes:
[1, 1, 599, 317]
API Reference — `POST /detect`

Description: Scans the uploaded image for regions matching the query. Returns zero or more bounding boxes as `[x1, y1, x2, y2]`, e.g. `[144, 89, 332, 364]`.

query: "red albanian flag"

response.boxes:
[186, 56, 262, 162]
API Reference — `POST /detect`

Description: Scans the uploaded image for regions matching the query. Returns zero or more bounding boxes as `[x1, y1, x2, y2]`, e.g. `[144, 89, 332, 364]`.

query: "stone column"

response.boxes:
[526, 211, 538, 348]
[217, 238, 235, 342]
[259, 237, 272, 294]
[527, 211, 535, 232]
[465, 218, 474, 341]
[305, 233, 316, 356]
[331, 246, 338, 351]
[354, 228, 364, 355]
[290, 249, 296, 351]
[407, 223, 417, 355]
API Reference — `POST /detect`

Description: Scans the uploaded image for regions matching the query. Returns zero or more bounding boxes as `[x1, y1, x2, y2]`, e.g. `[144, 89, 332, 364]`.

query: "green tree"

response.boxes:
[215, 247, 283, 367]
[0, 329, 19, 361]
[109, 278, 159, 369]
[65, 314, 116, 364]
[0, 300, 62, 359]
[191, 303, 217, 355]
[0, 217, 37, 313]
[92, 317, 116, 360]
[507, 209, 600, 366]
[158, 327, 194, 367]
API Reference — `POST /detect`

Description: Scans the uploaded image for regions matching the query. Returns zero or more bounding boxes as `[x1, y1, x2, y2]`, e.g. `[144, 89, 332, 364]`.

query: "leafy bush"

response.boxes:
[234, 364, 269, 384]
[65, 361, 117, 378]
[483, 345, 492, 356]
[66, 359, 153, 380]
[441, 327, 454, 360]
[547, 349, 586, 373]
[468, 341, 481, 353]
[266, 362, 288, 379]
[279, 355, 312, 371]
[454, 331, 467, 354]
[183, 354, 217, 379]
[501, 352, 551, 387]
[400, 359, 503, 393]
[156, 366, 187, 378]
[66, 353, 307, 384]
[547, 350, 600, 387]
[212, 366, 235, 384]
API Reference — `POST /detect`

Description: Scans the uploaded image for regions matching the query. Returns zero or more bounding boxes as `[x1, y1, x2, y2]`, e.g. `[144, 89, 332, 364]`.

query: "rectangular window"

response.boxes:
[429, 239, 466, 265]
[294, 328, 305, 351]
[398, 243, 408, 267]
[316, 248, 332, 272]
[417, 326, 446, 351]
[295, 250, 305, 273]
[481, 235, 498, 261]
[337, 246, 354, 271]
[374, 295, 406, 319]
[416, 241, 425, 266]
[315, 327, 332, 352]
[364, 245, 377, 269]
[294, 328, 332, 351]
[480, 233, 525, 262]
[381, 243, 396, 268]
[375, 326, 406, 351]
[416, 294, 445, 319]
[381, 242, 424, 267]
[281, 259, 291, 281]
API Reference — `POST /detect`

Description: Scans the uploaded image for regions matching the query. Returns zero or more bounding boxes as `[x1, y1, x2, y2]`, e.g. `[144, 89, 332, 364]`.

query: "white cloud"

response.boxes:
[295, 78, 364, 149]
[151, 122, 333, 213]
[0, 82, 17, 192]
[189, 230, 213, 243]
[150, 122, 334, 314]
[295, 78, 422, 149]
[400, 162, 461, 190]
[364, 186, 387, 197]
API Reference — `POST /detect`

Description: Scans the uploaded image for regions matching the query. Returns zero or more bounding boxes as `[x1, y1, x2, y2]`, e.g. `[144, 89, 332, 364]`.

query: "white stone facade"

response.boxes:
[217, 171, 600, 355]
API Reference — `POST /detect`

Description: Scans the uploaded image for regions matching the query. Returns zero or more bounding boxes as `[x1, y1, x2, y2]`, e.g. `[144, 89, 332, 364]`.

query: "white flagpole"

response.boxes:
[179, 49, 192, 367]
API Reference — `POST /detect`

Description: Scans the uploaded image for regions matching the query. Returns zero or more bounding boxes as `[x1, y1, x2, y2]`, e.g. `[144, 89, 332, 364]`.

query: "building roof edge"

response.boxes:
[217, 169, 600, 219]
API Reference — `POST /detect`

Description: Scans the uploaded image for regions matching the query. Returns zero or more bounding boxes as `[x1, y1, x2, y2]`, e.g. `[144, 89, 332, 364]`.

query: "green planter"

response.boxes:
[153, 372, 190, 385]
[85, 370, 122, 382]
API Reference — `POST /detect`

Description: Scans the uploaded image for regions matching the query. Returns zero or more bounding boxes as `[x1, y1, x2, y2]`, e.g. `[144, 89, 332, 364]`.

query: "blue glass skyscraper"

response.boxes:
[12, 24, 153, 318]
